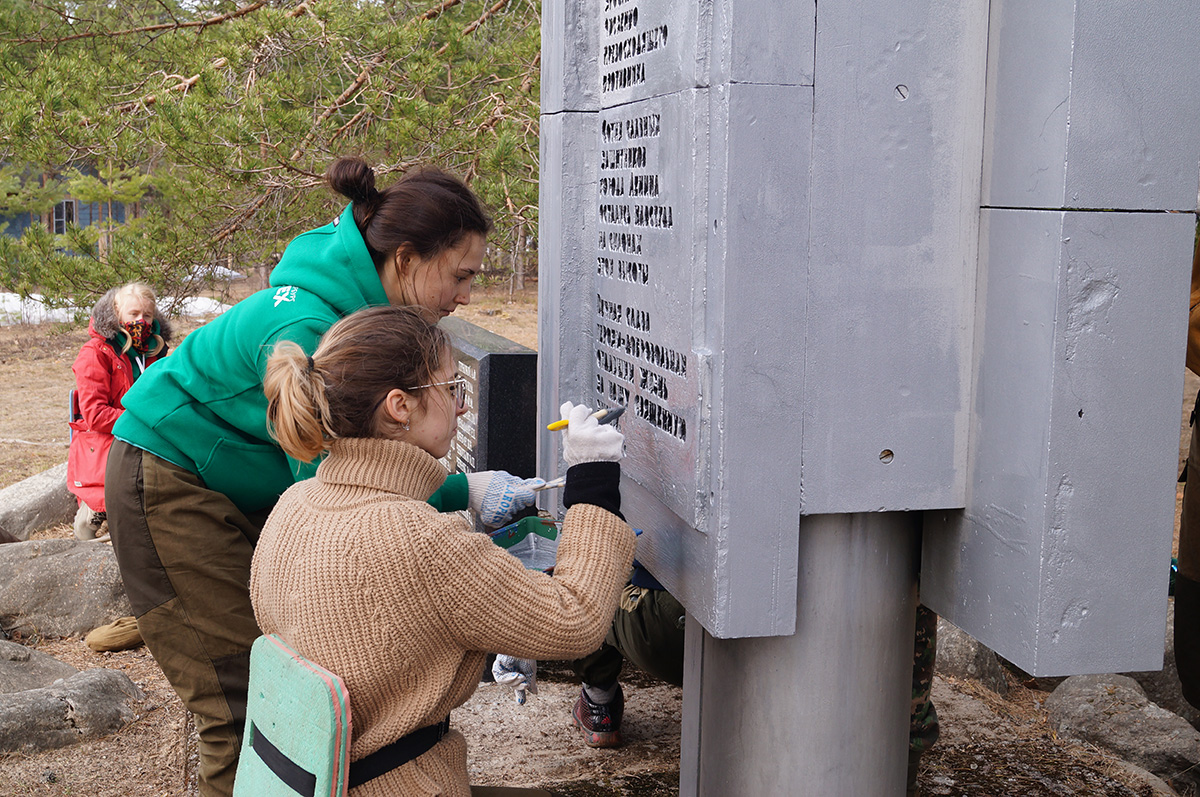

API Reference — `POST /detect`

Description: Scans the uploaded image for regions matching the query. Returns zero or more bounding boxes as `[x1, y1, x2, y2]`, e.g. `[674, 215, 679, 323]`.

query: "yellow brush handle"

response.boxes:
[546, 407, 613, 431]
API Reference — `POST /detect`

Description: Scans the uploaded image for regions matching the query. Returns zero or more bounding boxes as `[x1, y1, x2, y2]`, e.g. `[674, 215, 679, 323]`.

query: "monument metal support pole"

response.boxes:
[681, 512, 921, 797]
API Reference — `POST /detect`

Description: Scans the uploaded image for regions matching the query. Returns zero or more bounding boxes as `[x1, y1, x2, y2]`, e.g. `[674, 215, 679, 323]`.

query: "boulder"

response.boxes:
[934, 617, 1009, 696]
[0, 668, 144, 753]
[0, 539, 131, 637]
[1046, 673, 1200, 791]
[1122, 600, 1200, 728]
[0, 462, 75, 542]
[0, 640, 77, 694]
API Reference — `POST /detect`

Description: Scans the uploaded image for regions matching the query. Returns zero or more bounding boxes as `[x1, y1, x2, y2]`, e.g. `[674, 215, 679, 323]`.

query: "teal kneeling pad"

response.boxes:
[233, 634, 351, 797]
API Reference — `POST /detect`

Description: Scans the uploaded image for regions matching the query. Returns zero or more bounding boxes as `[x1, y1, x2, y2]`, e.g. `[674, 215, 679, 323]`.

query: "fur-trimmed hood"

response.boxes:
[90, 287, 174, 343]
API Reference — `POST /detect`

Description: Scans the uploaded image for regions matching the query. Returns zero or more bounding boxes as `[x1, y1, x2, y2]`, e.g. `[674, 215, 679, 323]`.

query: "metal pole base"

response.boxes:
[681, 512, 920, 796]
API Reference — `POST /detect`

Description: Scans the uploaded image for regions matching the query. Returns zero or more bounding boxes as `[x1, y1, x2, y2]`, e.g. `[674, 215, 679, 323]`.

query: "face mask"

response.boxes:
[124, 319, 151, 354]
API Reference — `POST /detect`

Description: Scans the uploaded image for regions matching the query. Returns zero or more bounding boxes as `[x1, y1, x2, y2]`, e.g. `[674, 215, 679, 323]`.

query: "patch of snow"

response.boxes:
[163, 296, 232, 317]
[0, 293, 77, 324]
[0, 292, 231, 326]
[186, 264, 246, 282]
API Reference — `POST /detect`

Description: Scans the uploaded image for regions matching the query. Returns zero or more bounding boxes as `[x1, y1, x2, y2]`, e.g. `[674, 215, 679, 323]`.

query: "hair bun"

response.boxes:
[326, 156, 379, 205]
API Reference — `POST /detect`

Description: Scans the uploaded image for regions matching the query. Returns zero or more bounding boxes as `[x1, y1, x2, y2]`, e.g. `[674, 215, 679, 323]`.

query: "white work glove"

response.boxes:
[560, 402, 625, 466]
[492, 655, 538, 705]
[466, 471, 545, 526]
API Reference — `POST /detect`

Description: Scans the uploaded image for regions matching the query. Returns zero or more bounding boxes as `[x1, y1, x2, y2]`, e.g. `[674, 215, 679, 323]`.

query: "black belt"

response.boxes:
[349, 716, 451, 788]
[249, 716, 451, 795]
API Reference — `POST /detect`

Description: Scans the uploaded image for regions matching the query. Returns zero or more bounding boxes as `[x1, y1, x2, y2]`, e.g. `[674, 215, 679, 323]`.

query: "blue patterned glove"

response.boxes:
[465, 471, 545, 526]
[492, 655, 538, 705]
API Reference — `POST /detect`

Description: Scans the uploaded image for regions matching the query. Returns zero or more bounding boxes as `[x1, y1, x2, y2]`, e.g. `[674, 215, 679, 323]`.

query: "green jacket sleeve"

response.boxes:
[290, 459, 467, 513]
[428, 472, 469, 512]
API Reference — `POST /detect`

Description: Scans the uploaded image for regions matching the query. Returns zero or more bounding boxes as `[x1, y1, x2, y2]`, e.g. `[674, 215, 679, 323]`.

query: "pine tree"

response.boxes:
[0, 0, 541, 308]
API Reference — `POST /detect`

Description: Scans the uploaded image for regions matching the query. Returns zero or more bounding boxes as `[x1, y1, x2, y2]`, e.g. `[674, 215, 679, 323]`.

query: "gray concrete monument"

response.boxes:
[539, 1, 1200, 794]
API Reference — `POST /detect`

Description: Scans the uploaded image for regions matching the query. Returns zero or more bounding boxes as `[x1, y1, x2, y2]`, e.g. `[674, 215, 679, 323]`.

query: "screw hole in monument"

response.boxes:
[1078, 409, 1084, 418]
[879, 449, 894, 464]
[895, 85, 909, 100]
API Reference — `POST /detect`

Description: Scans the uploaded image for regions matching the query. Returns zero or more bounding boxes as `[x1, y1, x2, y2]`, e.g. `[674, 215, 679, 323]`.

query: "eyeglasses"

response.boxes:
[406, 376, 468, 410]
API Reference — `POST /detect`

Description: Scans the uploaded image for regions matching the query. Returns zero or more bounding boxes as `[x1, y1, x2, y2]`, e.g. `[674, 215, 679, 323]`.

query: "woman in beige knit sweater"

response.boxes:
[250, 305, 635, 797]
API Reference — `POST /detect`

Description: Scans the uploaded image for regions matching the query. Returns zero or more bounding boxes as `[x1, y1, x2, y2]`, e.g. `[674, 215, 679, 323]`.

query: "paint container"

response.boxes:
[490, 516, 561, 574]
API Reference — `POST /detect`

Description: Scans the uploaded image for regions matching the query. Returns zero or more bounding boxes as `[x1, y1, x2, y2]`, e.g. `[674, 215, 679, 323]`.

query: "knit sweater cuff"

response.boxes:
[563, 462, 623, 520]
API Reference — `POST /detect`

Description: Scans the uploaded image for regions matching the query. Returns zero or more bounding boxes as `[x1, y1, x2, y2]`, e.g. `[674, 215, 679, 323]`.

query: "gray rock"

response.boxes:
[0, 527, 17, 545]
[1104, 759, 1180, 797]
[0, 462, 74, 542]
[1122, 600, 1200, 729]
[1046, 673, 1200, 790]
[934, 617, 1009, 696]
[0, 539, 131, 637]
[0, 640, 77, 694]
[0, 668, 144, 753]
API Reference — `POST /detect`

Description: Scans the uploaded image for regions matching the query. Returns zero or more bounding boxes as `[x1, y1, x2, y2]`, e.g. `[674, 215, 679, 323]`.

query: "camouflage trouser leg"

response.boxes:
[571, 586, 686, 689]
[910, 603, 940, 754]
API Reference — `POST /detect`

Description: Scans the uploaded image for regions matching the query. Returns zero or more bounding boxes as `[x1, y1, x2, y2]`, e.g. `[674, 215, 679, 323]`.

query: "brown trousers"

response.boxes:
[106, 440, 269, 797]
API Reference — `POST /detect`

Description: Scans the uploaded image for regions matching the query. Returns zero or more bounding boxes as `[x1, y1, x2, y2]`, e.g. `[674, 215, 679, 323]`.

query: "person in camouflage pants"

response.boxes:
[908, 603, 941, 795]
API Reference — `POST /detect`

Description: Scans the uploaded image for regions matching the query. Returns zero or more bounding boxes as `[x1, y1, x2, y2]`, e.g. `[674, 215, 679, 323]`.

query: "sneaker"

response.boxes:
[572, 684, 624, 748]
[73, 503, 100, 541]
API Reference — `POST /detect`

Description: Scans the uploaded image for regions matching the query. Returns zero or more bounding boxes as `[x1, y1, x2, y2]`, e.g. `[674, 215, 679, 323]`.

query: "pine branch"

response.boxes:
[420, 0, 465, 22]
[463, 0, 511, 36]
[4, 2, 271, 45]
[437, 0, 511, 55]
[215, 0, 467, 241]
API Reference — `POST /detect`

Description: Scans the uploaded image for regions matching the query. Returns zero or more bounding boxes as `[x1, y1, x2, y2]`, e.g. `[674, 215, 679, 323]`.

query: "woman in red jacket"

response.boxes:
[68, 282, 172, 539]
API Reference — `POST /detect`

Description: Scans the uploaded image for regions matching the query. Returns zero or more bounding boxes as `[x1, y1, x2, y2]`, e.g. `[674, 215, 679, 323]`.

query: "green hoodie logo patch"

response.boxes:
[273, 286, 298, 307]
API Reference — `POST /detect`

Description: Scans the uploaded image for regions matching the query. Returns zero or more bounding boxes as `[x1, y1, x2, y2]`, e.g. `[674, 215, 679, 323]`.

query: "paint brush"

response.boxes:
[546, 404, 626, 431]
[531, 476, 566, 492]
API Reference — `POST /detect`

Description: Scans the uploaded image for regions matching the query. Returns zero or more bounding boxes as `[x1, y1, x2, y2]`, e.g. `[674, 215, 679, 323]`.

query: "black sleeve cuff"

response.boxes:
[563, 461, 624, 521]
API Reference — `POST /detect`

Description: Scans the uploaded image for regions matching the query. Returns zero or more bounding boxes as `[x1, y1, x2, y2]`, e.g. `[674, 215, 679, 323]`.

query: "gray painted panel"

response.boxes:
[982, 0, 1200, 211]
[593, 91, 706, 527]
[537, 112, 600, 489]
[923, 209, 1191, 675]
[978, 0, 1074, 211]
[540, 0, 599, 113]
[596, 0, 703, 107]
[712, 0, 815, 87]
[553, 0, 817, 112]
[801, 0, 988, 514]
[703, 82, 808, 635]
[541, 82, 810, 637]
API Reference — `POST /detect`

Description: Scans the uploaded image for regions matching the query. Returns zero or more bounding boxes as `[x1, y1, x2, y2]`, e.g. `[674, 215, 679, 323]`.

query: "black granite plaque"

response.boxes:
[439, 317, 538, 524]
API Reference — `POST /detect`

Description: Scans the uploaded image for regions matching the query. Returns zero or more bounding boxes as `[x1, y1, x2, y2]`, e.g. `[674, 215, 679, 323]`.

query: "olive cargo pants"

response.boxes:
[107, 440, 269, 797]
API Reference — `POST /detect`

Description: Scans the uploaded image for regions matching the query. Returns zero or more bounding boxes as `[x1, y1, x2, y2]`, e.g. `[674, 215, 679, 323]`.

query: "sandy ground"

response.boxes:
[0, 279, 1196, 795]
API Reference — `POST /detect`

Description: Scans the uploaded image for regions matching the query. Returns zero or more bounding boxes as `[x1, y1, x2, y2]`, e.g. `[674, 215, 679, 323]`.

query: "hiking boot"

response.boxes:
[572, 684, 624, 748]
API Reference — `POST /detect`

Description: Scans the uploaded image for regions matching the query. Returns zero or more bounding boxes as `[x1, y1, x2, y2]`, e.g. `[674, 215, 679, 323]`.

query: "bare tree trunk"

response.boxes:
[514, 223, 525, 292]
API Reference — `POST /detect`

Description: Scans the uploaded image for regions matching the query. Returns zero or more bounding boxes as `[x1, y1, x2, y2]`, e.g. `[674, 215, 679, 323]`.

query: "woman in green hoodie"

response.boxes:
[105, 157, 542, 797]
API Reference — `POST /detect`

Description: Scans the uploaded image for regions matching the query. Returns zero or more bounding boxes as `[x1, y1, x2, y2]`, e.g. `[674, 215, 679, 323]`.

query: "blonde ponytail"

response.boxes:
[264, 340, 336, 462]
